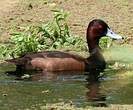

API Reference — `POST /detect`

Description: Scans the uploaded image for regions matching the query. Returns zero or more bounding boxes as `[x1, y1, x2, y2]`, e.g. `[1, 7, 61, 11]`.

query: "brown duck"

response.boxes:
[6, 19, 123, 72]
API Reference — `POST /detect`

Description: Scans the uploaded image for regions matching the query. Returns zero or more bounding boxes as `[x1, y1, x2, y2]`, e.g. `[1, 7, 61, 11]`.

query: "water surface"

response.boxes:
[0, 63, 133, 109]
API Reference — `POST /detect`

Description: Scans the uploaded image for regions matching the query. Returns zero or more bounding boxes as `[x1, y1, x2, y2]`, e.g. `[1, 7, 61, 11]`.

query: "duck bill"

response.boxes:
[106, 28, 124, 39]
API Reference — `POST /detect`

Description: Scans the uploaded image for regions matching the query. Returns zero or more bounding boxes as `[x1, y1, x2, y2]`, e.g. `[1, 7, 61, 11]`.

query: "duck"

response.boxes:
[5, 19, 123, 73]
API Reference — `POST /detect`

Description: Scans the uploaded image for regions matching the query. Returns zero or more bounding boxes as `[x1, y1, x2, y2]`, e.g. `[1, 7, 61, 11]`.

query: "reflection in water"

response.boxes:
[0, 62, 108, 107]
[30, 71, 84, 81]
[1, 63, 133, 109]
[86, 81, 107, 107]
[85, 70, 107, 107]
[6, 68, 107, 107]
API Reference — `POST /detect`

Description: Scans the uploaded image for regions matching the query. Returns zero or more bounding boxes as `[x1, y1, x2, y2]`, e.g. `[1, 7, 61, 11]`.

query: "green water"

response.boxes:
[0, 63, 133, 109]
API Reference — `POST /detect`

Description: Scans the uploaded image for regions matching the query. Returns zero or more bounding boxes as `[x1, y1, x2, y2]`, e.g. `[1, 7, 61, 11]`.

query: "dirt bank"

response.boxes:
[0, 0, 133, 43]
[0, 0, 18, 19]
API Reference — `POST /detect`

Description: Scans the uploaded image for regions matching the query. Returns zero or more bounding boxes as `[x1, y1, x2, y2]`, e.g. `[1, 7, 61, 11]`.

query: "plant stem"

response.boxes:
[56, 18, 62, 37]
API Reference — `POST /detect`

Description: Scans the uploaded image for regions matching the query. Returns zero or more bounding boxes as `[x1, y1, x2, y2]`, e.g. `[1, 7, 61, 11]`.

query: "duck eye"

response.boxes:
[98, 25, 102, 29]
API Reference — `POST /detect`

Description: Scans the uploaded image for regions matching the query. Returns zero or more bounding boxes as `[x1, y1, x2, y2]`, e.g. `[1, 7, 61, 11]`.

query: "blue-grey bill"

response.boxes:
[106, 28, 123, 39]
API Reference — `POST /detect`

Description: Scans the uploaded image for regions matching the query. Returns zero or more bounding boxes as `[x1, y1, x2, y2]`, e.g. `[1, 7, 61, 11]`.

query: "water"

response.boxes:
[0, 63, 133, 109]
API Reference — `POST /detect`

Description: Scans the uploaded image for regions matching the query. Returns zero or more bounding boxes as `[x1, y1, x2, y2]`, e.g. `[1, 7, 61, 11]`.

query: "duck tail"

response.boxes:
[5, 58, 24, 65]
[5, 59, 18, 64]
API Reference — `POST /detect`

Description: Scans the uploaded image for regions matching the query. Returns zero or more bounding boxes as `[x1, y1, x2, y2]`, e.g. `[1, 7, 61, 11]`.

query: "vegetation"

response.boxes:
[0, 10, 86, 58]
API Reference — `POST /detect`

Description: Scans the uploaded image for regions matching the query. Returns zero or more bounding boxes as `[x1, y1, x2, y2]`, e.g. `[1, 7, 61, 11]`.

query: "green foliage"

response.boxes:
[11, 26, 45, 55]
[0, 10, 86, 58]
[0, 45, 12, 58]
[37, 10, 70, 49]
[37, 10, 86, 49]
[99, 37, 112, 48]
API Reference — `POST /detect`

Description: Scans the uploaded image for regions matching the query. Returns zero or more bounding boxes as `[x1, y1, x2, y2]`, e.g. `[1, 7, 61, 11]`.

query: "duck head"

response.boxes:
[87, 19, 123, 52]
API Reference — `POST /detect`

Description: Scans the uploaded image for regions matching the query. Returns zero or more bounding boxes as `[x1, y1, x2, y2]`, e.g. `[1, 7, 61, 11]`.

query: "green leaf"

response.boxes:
[57, 18, 64, 22]
[17, 37, 23, 42]
[64, 42, 70, 46]
[11, 33, 20, 36]
[0, 54, 3, 58]
[64, 14, 69, 19]
[51, 10, 61, 13]
[54, 14, 62, 19]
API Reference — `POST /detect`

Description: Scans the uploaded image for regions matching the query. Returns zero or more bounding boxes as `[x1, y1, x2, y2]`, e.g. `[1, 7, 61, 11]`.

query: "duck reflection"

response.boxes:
[86, 70, 107, 107]
[7, 69, 107, 107]
[86, 80, 107, 107]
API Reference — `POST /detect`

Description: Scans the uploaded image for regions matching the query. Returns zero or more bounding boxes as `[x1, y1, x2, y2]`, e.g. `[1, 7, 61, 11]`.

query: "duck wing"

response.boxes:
[5, 51, 86, 65]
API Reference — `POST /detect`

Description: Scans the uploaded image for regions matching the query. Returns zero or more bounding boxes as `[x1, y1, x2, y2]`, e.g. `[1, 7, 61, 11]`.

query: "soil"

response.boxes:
[0, 0, 18, 18]
[0, 0, 133, 43]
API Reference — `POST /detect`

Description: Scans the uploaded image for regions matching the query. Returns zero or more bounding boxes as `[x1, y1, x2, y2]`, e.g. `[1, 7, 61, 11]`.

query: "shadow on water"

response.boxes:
[1, 62, 133, 109]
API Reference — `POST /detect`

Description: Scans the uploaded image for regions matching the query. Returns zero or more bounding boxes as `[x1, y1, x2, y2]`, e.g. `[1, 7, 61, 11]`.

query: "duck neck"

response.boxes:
[87, 39, 100, 53]
[87, 38, 105, 64]
[87, 47, 106, 70]
[89, 47, 102, 57]
[86, 27, 105, 63]
[86, 29, 100, 52]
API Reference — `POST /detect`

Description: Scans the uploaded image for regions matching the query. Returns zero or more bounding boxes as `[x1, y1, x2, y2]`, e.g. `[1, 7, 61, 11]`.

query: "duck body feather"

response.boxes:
[6, 48, 106, 72]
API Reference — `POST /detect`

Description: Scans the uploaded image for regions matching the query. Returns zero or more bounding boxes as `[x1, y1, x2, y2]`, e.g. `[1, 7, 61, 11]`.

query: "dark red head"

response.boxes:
[86, 19, 123, 51]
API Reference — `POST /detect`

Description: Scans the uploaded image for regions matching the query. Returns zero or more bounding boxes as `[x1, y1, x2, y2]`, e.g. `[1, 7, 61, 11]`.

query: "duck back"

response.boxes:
[6, 51, 87, 72]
